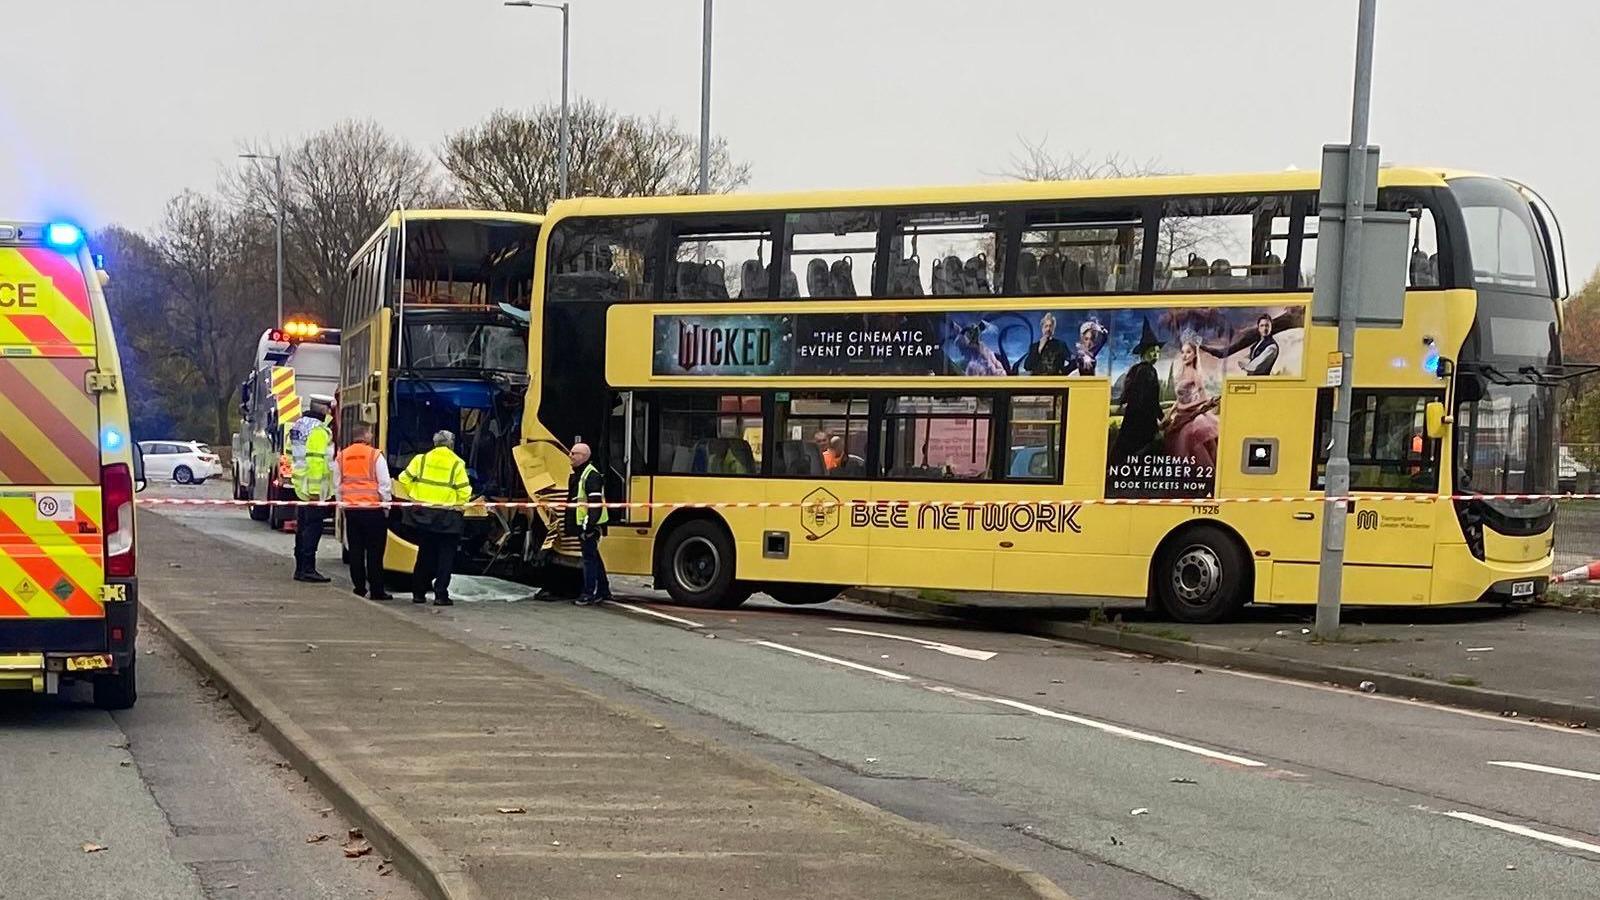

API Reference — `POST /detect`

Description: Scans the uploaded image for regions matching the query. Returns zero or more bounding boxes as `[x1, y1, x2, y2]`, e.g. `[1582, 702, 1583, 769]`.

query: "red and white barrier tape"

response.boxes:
[132, 493, 1588, 511]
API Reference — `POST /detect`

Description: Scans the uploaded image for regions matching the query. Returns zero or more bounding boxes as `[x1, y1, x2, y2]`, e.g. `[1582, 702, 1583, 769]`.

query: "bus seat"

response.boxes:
[1062, 257, 1083, 292]
[701, 261, 730, 300]
[964, 254, 991, 294]
[806, 258, 831, 296]
[1040, 252, 1065, 294]
[1081, 261, 1103, 292]
[1427, 253, 1439, 286]
[690, 441, 711, 474]
[1409, 248, 1434, 287]
[774, 440, 823, 475]
[838, 455, 867, 478]
[1209, 258, 1234, 289]
[674, 261, 702, 299]
[1018, 251, 1041, 293]
[931, 256, 953, 295]
[780, 269, 801, 297]
[739, 259, 766, 299]
[1186, 253, 1209, 284]
[830, 258, 857, 297]
[895, 257, 924, 296]
[1262, 251, 1284, 288]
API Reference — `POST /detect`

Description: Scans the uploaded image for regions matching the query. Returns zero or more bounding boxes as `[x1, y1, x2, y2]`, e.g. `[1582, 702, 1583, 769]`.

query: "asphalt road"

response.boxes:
[0, 626, 419, 900]
[147, 488, 1600, 899]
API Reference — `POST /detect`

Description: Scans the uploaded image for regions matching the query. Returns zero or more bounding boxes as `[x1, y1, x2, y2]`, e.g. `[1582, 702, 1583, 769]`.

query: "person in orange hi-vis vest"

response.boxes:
[335, 423, 393, 600]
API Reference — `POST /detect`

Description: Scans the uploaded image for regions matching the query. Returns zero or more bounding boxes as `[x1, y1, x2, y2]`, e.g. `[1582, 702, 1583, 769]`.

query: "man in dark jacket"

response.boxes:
[566, 442, 612, 606]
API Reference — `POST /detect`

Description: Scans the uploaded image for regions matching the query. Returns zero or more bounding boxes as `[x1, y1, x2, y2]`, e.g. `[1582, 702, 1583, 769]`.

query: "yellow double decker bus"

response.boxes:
[338, 210, 544, 578]
[519, 168, 1570, 621]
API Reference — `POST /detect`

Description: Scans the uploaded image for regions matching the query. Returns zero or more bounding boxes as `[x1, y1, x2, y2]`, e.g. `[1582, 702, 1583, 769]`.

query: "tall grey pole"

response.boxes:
[558, 2, 570, 198]
[697, 0, 712, 194]
[1314, 0, 1378, 639]
[273, 155, 285, 326]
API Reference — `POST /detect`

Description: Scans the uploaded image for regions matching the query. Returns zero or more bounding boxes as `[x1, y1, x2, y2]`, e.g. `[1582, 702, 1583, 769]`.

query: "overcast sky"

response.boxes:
[4, 0, 1596, 285]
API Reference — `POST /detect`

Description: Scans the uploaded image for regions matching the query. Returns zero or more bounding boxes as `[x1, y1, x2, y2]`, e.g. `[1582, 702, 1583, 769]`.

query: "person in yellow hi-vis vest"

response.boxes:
[566, 441, 612, 606]
[289, 399, 335, 583]
[396, 430, 472, 606]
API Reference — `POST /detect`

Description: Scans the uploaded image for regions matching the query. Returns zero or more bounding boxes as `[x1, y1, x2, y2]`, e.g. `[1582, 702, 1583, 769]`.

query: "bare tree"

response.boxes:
[149, 192, 275, 444]
[230, 120, 443, 323]
[998, 135, 1238, 284]
[440, 101, 750, 213]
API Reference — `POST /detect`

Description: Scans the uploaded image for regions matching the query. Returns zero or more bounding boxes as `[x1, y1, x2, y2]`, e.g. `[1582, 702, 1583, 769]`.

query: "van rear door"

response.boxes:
[0, 244, 105, 645]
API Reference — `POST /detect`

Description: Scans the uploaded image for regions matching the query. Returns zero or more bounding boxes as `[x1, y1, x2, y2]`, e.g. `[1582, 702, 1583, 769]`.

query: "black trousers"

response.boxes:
[413, 529, 458, 601]
[344, 509, 388, 595]
[293, 505, 328, 575]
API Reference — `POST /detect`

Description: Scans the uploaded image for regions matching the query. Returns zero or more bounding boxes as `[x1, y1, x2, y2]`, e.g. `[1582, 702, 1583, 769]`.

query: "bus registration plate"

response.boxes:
[1510, 581, 1535, 597]
[65, 654, 111, 672]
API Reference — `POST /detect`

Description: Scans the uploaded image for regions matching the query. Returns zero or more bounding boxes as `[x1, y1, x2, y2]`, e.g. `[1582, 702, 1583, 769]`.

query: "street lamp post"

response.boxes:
[698, 0, 712, 194]
[504, 1, 571, 200]
[1314, 0, 1380, 639]
[240, 153, 284, 326]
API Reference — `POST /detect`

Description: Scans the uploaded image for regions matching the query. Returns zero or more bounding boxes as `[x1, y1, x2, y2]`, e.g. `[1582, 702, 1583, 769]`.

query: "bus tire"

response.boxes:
[660, 519, 745, 609]
[764, 583, 843, 606]
[1153, 525, 1248, 624]
[92, 661, 137, 710]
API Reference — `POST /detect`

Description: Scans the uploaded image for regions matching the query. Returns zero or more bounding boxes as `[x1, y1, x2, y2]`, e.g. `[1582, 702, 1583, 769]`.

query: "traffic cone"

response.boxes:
[1552, 560, 1600, 584]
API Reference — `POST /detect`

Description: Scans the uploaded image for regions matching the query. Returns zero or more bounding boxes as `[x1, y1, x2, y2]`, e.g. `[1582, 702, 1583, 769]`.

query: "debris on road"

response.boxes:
[1170, 777, 1197, 785]
[1110, 835, 1123, 845]
[347, 827, 363, 840]
[1465, 647, 1494, 653]
[342, 840, 372, 859]
[1130, 808, 1149, 816]
[81, 842, 108, 854]
[1359, 681, 1378, 693]
[306, 833, 329, 844]
[497, 806, 527, 815]
[303, 643, 318, 653]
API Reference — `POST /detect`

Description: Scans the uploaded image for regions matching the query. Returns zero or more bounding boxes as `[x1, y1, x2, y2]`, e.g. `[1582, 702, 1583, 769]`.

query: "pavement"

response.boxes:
[142, 492, 1600, 900]
[848, 588, 1600, 726]
[134, 511, 1062, 900]
[0, 629, 417, 900]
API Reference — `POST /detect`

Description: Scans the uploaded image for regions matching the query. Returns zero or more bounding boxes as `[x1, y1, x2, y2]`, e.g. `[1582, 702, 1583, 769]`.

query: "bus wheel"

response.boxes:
[764, 583, 843, 606]
[92, 661, 138, 710]
[1153, 526, 1247, 624]
[661, 519, 745, 609]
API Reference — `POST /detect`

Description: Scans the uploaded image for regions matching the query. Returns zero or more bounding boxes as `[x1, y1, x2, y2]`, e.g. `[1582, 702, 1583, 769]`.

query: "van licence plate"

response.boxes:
[1510, 581, 1535, 597]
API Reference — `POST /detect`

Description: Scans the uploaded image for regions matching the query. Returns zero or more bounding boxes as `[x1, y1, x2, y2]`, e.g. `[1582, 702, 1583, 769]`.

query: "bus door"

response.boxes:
[1319, 390, 1442, 603]
[605, 391, 651, 527]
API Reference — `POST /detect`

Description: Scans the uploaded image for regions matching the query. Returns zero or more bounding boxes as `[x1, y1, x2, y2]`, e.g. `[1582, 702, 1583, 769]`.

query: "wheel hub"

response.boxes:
[673, 536, 721, 593]
[1170, 545, 1222, 606]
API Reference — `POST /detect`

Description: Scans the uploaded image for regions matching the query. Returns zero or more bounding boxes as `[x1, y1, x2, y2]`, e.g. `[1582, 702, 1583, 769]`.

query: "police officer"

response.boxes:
[396, 430, 472, 606]
[566, 441, 612, 606]
[289, 399, 335, 583]
[335, 423, 392, 600]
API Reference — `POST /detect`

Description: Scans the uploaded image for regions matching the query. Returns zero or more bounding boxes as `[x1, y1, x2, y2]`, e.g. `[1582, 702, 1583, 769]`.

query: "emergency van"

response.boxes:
[0, 221, 140, 708]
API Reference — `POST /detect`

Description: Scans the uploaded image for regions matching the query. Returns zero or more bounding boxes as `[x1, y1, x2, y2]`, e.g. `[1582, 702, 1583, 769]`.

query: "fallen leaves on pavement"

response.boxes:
[306, 833, 329, 844]
[81, 842, 107, 854]
[342, 840, 372, 859]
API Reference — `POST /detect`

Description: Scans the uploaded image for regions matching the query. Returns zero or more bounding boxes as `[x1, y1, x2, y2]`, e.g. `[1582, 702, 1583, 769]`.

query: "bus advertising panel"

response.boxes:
[653, 305, 1304, 498]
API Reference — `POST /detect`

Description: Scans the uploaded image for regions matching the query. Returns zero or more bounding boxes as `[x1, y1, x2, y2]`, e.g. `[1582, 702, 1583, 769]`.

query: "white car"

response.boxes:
[138, 440, 223, 485]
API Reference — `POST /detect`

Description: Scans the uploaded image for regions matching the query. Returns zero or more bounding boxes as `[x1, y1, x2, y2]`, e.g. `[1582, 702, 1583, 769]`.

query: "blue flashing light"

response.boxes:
[1423, 347, 1442, 376]
[45, 222, 84, 249]
[102, 427, 124, 451]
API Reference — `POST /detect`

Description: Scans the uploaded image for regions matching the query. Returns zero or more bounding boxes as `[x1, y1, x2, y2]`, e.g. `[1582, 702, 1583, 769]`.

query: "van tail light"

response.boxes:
[103, 463, 135, 577]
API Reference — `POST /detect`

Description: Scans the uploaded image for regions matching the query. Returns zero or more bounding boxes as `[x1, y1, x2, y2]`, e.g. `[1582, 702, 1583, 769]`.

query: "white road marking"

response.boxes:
[611, 602, 705, 629]
[1488, 760, 1600, 783]
[826, 626, 997, 661]
[1441, 811, 1600, 856]
[751, 640, 912, 681]
[1175, 662, 1598, 738]
[923, 685, 1267, 767]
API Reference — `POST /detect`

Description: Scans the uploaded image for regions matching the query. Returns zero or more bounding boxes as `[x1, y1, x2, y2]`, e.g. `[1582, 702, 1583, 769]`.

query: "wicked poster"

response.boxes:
[1104, 306, 1306, 499]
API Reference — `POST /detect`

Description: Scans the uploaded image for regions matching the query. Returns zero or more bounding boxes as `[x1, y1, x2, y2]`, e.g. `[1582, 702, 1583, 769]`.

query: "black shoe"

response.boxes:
[573, 595, 596, 607]
[293, 572, 319, 583]
[412, 594, 428, 604]
[301, 571, 331, 584]
[370, 592, 392, 601]
[432, 597, 453, 607]
[352, 586, 367, 598]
